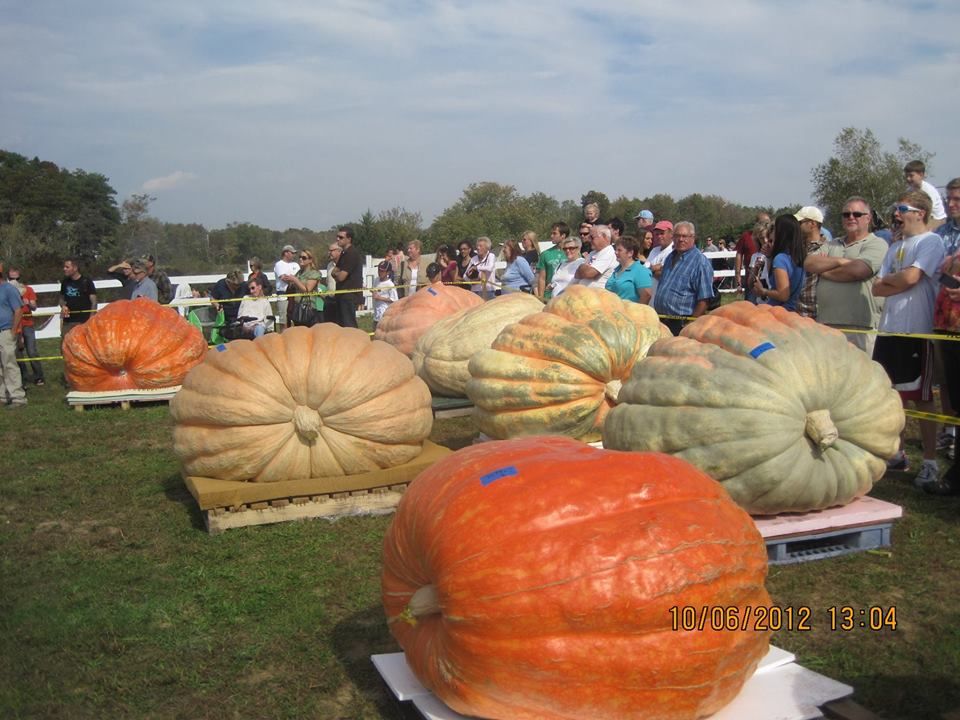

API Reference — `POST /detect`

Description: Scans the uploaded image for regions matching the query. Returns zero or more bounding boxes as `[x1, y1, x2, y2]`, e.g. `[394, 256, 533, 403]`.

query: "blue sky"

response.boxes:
[2, 1, 959, 230]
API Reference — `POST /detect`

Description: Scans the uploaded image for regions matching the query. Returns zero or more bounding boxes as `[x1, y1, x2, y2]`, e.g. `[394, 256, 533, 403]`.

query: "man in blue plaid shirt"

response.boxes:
[652, 221, 715, 335]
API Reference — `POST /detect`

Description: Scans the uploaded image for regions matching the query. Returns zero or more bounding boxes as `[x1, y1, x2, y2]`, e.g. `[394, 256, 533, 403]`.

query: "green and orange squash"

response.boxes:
[466, 286, 670, 439]
[412, 292, 543, 397]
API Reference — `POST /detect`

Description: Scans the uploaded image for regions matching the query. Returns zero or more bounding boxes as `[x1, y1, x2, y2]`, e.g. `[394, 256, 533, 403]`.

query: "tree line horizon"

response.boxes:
[0, 127, 934, 281]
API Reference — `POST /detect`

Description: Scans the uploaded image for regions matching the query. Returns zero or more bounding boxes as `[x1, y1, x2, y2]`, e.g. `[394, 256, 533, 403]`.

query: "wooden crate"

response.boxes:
[431, 396, 474, 420]
[66, 387, 181, 411]
[184, 441, 452, 534]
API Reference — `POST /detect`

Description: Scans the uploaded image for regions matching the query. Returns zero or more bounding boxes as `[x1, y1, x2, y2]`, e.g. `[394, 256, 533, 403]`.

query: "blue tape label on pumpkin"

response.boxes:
[750, 342, 775, 359]
[480, 465, 518, 486]
[427, 287, 438, 296]
[216, 344, 227, 352]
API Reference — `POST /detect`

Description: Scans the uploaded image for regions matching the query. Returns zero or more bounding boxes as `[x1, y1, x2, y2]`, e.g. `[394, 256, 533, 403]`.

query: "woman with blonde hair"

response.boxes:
[281, 248, 324, 326]
[396, 239, 428, 297]
[520, 231, 539, 268]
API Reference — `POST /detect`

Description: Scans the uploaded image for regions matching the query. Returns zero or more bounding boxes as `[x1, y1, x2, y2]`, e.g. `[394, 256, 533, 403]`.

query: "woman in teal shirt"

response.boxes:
[606, 236, 653, 303]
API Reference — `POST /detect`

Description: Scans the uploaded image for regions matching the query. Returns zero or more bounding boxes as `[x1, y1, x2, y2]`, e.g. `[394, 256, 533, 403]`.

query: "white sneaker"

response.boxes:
[915, 462, 939, 488]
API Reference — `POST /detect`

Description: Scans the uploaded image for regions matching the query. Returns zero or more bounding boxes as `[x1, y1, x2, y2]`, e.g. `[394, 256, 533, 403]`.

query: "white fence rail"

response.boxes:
[29, 250, 739, 340]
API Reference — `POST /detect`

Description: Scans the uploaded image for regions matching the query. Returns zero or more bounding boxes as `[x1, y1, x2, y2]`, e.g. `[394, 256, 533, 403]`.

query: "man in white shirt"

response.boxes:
[904, 160, 947, 227]
[645, 220, 675, 300]
[465, 236, 499, 300]
[872, 190, 946, 488]
[273, 244, 300, 333]
[574, 224, 617, 288]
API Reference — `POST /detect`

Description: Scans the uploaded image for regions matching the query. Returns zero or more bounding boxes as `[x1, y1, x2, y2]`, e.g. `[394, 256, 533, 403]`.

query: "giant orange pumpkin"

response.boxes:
[62, 298, 207, 391]
[373, 283, 483, 356]
[382, 437, 771, 720]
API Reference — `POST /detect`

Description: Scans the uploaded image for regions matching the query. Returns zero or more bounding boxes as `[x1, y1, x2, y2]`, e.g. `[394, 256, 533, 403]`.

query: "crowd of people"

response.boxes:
[1, 163, 958, 495]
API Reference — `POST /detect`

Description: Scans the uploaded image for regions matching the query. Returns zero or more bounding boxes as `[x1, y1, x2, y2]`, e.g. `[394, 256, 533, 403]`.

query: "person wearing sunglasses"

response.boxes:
[548, 238, 585, 298]
[331, 226, 364, 327]
[577, 222, 593, 257]
[281, 251, 323, 327]
[871, 191, 947, 488]
[803, 196, 888, 355]
[273, 244, 300, 333]
[129, 260, 158, 301]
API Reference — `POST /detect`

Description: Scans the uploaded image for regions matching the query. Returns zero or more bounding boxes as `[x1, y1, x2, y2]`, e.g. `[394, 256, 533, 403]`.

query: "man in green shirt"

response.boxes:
[537, 222, 569, 301]
[803, 196, 887, 356]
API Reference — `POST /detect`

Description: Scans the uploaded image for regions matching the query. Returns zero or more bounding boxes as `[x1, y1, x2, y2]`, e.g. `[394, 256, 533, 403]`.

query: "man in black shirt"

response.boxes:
[210, 270, 246, 324]
[60, 258, 97, 337]
[332, 226, 364, 328]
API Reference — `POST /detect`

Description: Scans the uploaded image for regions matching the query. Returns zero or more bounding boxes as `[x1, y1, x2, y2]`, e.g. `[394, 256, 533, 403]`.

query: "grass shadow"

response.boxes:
[872, 470, 960, 526]
[331, 605, 412, 720]
[836, 673, 960, 719]
[159, 472, 207, 531]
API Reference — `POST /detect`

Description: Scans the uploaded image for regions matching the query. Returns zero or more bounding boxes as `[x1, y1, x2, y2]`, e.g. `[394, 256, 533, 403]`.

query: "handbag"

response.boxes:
[292, 299, 318, 327]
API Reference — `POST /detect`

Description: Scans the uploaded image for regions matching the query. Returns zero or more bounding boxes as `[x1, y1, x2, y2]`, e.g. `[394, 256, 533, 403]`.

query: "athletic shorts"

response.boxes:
[872, 335, 933, 402]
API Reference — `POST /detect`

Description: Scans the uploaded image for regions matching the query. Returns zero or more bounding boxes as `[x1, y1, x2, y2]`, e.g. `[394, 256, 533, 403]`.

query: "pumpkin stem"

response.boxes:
[604, 379, 623, 404]
[293, 405, 323, 442]
[391, 584, 441, 626]
[805, 409, 838, 451]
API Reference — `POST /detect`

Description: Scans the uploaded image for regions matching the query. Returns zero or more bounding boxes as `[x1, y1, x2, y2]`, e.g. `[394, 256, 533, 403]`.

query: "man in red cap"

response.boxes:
[645, 220, 674, 301]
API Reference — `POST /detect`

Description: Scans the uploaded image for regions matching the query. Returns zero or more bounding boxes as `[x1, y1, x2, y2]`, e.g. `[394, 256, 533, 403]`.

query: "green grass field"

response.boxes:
[2, 340, 959, 719]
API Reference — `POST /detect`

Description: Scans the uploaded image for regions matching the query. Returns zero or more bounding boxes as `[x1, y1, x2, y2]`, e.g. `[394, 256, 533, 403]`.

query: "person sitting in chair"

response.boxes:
[237, 278, 273, 339]
[210, 269, 246, 330]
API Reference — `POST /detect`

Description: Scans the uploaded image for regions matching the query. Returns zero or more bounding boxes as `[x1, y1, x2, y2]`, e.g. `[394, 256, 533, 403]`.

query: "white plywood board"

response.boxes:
[374, 648, 852, 720]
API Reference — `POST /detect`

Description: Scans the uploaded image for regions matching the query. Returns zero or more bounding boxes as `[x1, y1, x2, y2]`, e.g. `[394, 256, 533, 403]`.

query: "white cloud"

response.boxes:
[143, 171, 197, 192]
[1, 1, 958, 229]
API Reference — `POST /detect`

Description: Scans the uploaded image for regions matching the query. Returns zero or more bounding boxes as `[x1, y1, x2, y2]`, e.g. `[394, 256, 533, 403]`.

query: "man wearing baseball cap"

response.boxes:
[634, 209, 655, 231]
[645, 220, 674, 301]
[274, 244, 299, 333]
[794, 206, 825, 319]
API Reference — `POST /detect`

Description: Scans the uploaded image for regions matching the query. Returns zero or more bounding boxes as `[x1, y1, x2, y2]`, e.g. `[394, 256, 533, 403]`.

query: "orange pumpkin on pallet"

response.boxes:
[373, 284, 482, 356]
[382, 436, 771, 720]
[62, 298, 207, 392]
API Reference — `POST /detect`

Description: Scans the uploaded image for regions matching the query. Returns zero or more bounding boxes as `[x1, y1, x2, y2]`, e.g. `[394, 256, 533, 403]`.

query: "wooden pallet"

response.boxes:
[204, 484, 411, 534]
[66, 386, 181, 411]
[754, 496, 902, 565]
[184, 441, 452, 534]
[431, 396, 474, 420]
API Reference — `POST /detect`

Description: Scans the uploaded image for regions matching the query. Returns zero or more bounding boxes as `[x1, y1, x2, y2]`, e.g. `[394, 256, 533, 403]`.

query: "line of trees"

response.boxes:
[0, 127, 934, 281]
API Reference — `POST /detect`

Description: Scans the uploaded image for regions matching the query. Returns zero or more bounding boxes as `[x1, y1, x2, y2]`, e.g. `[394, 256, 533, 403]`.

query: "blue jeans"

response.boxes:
[17, 325, 44, 382]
